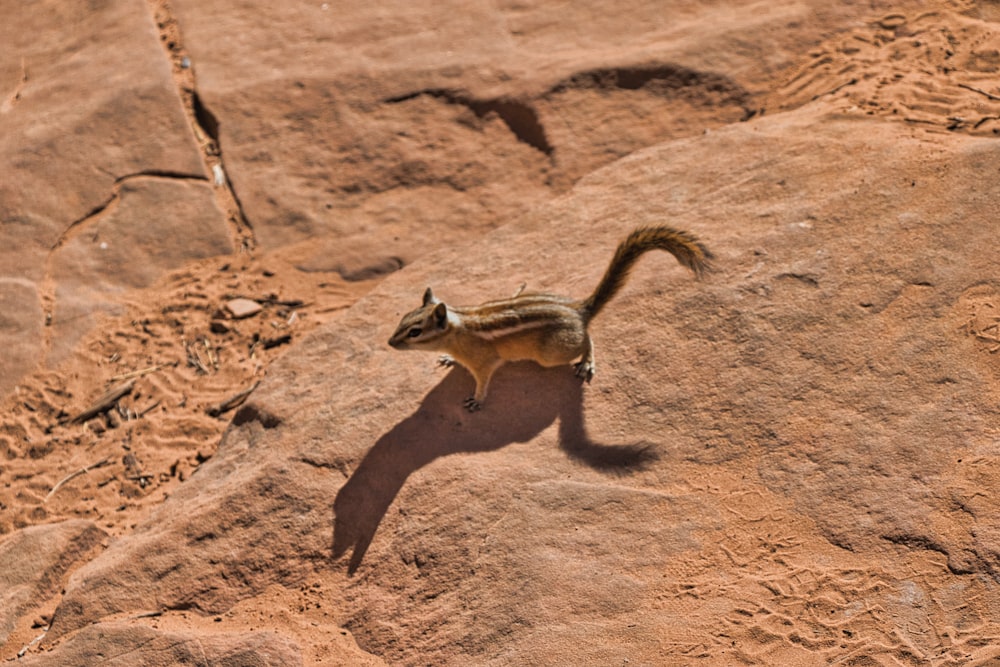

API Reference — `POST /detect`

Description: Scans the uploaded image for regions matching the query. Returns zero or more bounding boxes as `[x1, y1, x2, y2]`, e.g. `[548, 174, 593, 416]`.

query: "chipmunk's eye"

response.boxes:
[407, 327, 422, 338]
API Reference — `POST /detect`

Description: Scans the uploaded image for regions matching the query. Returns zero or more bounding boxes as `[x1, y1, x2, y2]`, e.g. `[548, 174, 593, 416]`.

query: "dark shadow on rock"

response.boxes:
[331, 361, 658, 573]
[555, 393, 659, 472]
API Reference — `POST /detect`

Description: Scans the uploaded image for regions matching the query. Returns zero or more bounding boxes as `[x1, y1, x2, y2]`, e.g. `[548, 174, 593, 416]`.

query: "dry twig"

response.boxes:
[44, 456, 113, 502]
[110, 362, 174, 382]
[204, 338, 219, 370]
[185, 341, 210, 374]
[958, 82, 1000, 101]
[65, 379, 135, 425]
[206, 381, 261, 417]
[17, 630, 46, 658]
[139, 399, 162, 417]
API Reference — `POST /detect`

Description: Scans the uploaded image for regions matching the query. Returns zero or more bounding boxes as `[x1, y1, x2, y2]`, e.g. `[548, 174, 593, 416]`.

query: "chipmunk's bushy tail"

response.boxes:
[580, 226, 713, 323]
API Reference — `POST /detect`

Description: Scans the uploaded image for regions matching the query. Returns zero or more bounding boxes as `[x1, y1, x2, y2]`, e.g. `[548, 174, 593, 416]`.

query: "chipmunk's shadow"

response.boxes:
[331, 362, 656, 574]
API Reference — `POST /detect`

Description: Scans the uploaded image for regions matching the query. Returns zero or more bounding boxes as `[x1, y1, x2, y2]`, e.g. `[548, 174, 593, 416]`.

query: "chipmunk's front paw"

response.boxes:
[574, 359, 595, 383]
[437, 354, 456, 368]
[463, 396, 482, 412]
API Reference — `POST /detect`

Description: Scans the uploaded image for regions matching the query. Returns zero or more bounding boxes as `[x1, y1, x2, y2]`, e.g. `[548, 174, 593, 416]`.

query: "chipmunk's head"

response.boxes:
[388, 287, 452, 350]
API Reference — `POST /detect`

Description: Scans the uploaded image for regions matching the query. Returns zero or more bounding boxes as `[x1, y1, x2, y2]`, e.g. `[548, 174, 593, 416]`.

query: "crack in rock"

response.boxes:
[49, 171, 208, 253]
[145, 0, 255, 253]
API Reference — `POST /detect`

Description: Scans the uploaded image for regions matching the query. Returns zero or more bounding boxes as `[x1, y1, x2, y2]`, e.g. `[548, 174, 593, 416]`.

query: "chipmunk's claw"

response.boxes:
[574, 359, 595, 383]
[463, 396, 482, 412]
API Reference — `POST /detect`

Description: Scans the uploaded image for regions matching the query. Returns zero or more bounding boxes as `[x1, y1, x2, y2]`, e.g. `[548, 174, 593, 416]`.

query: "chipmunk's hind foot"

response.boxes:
[574, 333, 596, 382]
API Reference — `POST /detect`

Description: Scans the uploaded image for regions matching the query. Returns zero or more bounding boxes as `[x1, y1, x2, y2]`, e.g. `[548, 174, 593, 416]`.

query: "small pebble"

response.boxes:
[210, 320, 231, 334]
[225, 298, 263, 320]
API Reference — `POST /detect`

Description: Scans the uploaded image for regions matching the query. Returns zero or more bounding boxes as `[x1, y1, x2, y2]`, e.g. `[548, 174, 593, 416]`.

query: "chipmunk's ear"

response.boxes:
[422, 287, 439, 306]
[433, 302, 448, 327]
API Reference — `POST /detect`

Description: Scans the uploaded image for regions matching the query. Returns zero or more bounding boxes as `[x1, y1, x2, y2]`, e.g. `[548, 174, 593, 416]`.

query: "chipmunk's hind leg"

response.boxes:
[574, 333, 595, 382]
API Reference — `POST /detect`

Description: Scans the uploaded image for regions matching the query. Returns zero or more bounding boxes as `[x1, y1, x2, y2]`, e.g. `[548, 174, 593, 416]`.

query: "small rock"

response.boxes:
[225, 298, 262, 320]
[262, 334, 292, 350]
[209, 320, 231, 334]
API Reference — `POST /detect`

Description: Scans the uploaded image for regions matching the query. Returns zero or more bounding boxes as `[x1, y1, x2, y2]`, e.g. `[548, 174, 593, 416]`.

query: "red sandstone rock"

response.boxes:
[0, 1, 215, 396]
[42, 111, 1000, 663]
[0, 520, 105, 647]
[18, 624, 303, 667]
[3, 1, 1000, 665]
[48, 178, 231, 366]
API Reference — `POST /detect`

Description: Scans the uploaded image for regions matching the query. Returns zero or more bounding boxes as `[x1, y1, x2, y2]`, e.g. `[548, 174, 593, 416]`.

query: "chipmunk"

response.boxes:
[388, 226, 713, 411]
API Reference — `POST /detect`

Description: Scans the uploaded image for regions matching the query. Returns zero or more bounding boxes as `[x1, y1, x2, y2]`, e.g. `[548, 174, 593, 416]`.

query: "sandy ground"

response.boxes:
[0, 247, 380, 661]
[1, 248, 373, 539]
